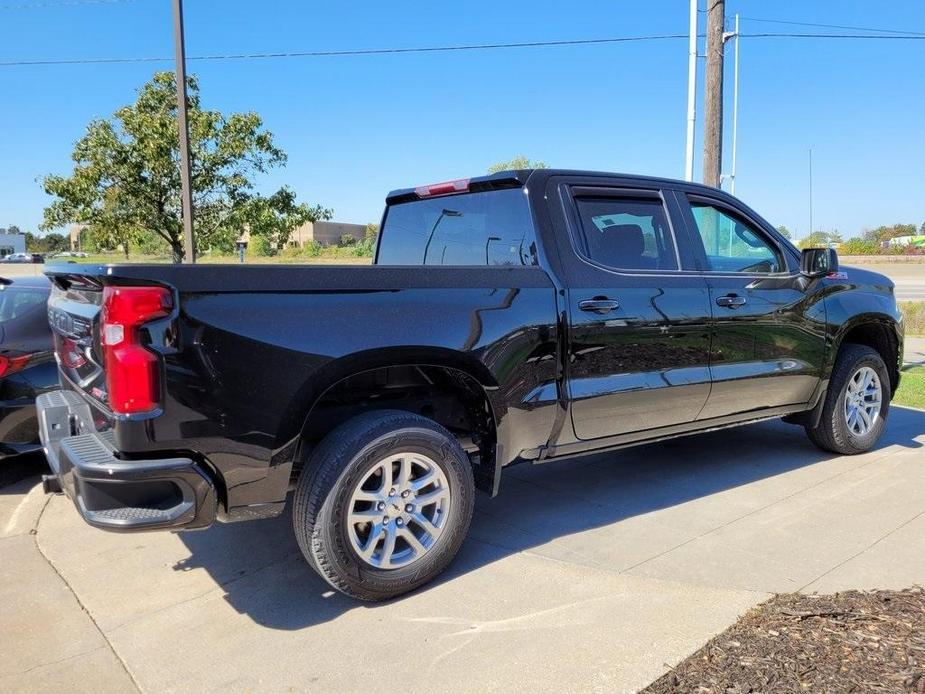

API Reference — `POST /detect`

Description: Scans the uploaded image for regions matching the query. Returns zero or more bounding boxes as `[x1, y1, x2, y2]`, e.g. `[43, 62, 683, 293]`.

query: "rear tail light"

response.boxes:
[101, 286, 172, 415]
[0, 353, 32, 378]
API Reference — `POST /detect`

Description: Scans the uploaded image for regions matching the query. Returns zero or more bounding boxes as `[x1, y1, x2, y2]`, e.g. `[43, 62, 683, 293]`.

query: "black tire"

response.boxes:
[292, 409, 474, 601]
[805, 344, 891, 455]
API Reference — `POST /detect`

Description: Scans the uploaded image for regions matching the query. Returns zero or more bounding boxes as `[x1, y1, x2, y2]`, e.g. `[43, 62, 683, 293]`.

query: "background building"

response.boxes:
[69, 224, 88, 251]
[289, 221, 368, 247]
[0, 230, 26, 256]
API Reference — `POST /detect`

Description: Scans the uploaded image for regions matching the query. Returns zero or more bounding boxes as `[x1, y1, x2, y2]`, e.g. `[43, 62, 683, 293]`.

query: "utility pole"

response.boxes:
[702, 0, 725, 188]
[808, 148, 814, 240]
[684, 0, 698, 181]
[172, 0, 196, 263]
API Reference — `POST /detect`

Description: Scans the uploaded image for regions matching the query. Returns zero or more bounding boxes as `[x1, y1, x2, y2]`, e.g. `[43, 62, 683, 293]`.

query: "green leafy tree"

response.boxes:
[236, 187, 332, 256]
[862, 223, 917, 246]
[798, 230, 842, 249]
[41, 72, 318, 263]
[776, 225, 792, 240]
[6, 225, 22, 235]
[43, 233, 69, 253]
[487, 156, 548, 174]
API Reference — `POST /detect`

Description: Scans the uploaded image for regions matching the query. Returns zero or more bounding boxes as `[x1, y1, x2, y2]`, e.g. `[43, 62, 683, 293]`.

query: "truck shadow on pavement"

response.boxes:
[175, 409, 924, 630]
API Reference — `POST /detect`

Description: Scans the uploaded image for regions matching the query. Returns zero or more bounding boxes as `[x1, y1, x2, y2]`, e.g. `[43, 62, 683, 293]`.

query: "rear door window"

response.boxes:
[572, 195, 680, 271]
[377, 188, 538, 266]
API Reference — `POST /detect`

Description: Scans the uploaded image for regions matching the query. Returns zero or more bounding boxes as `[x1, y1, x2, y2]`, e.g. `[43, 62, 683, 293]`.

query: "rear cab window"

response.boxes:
[376, 188, 538, 266]
[570, 192, 680, 272]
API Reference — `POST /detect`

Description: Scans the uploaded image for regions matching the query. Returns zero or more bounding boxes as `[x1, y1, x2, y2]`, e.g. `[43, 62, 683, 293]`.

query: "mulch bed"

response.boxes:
[643, 588, 925, 693]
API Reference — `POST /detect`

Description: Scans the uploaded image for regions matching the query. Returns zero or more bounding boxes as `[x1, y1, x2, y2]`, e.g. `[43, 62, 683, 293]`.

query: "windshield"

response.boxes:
[377, 188, 537, 266]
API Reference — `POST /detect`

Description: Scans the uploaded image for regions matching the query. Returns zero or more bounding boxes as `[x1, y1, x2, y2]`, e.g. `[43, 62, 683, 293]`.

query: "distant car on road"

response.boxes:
[48, 251, 87, 259]
[0, 276, 56, 459]
[1, 253, 35, 264]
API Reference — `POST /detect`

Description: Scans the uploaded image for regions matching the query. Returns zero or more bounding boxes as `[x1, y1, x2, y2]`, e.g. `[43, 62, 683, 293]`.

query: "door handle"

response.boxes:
[715, 294, 747, 308]
[579, 298, 620, 314]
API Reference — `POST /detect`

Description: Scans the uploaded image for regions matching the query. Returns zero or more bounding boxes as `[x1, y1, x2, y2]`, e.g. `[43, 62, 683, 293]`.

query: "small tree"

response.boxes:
[862, 223, 917, 246]
[41, 72, 324, 263]
[487, 156, 548, 174]
[238, 187, 332, 255]
[798, 230, 842, 249]
[776, 225, 792, 240]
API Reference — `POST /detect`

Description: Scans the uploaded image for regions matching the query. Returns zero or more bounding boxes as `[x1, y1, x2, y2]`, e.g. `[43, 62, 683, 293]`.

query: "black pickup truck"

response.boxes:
[38, 169, 903, 600]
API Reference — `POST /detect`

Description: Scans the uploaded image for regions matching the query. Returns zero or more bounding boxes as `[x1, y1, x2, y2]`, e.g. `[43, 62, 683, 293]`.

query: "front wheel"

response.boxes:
[805, 344, 891, 455]
[292, 410, 475, 601]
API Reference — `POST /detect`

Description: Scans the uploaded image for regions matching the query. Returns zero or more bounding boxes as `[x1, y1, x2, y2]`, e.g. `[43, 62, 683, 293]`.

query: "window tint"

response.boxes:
[689, 202, 783, 273]
[377, 188, 537, 266]
[573, 196, 679, 271]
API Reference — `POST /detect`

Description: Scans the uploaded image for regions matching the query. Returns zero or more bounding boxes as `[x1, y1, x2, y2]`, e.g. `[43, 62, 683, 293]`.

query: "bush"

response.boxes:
[838, 238, 880, 255]
[339, 233, 356, 247]
[250, 235, 274, 257]
[304, 240, 324, 257]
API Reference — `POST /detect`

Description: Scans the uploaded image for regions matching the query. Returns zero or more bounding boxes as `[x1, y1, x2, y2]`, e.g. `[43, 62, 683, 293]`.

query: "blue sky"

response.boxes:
[1, 0, 923, 239]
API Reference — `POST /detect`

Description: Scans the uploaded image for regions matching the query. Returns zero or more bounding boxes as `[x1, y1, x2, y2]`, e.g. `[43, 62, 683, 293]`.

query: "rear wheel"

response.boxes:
[805, 344, 891, 455]
[292, 409, 474, 601]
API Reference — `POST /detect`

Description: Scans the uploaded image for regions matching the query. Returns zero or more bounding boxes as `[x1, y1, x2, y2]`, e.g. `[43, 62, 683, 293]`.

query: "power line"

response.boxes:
[738, 16, 925, 37]
[0, 0, 138, 9]
[0, 34, 690, 66]
[740, 33, 925, 40]
[1, 31, 923, 67]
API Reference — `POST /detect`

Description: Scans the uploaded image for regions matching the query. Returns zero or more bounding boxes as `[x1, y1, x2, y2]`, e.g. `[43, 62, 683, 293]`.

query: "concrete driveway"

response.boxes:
[3, 408, 925, 693]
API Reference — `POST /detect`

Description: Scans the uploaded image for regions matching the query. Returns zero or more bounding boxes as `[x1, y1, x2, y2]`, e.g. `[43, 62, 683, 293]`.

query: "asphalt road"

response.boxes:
[850, 263, 925, 302]
[3, 410, 925, 692]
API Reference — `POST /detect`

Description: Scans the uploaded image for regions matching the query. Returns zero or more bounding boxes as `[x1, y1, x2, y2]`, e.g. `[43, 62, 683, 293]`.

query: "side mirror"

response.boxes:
[800, 247, 838, 278]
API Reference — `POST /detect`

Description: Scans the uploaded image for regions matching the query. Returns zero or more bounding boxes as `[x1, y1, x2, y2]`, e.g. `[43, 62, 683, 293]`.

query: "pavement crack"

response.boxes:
[2, 645, 105, 679]
[621, 448, 898, 576]
[32, 498, 143, 693]
[798, 506, 925, 592]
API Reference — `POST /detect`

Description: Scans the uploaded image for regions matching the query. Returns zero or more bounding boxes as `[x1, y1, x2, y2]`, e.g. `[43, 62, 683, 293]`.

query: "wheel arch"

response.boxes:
[833, 314, 902, 396]
[281, 348, 505, 494]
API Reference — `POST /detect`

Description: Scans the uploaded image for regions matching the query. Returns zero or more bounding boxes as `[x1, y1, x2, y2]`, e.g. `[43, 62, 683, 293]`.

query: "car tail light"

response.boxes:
[414, 178, 470, 198]
[59, 337, 87, 369]
[101, 286, 172, 415]
[0, 353, 32, 378]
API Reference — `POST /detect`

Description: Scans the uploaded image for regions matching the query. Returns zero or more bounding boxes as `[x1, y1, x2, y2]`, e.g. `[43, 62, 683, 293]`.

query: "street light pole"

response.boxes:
[729, 13, 739, 195]
[684, 0, 697, 181]
[172, 0, 196, 263]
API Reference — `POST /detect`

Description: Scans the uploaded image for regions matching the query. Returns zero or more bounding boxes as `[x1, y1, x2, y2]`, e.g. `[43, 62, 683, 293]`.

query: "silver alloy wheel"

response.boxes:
[844, 366, 882, 437]
[346, 452, 451, 569]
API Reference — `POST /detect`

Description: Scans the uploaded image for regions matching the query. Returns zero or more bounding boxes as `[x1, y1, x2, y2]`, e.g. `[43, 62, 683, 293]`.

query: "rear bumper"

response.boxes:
[36, 390, 216, 532]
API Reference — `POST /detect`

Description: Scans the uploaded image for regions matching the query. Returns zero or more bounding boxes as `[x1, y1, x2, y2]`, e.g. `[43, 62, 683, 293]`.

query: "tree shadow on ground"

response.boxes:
[175, 408, 924, 630]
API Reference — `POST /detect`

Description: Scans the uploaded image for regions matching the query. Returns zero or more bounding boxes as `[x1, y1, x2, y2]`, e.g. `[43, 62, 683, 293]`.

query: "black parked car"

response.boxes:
[0, 276, 57, 458]
[39, 169, 902, 600]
